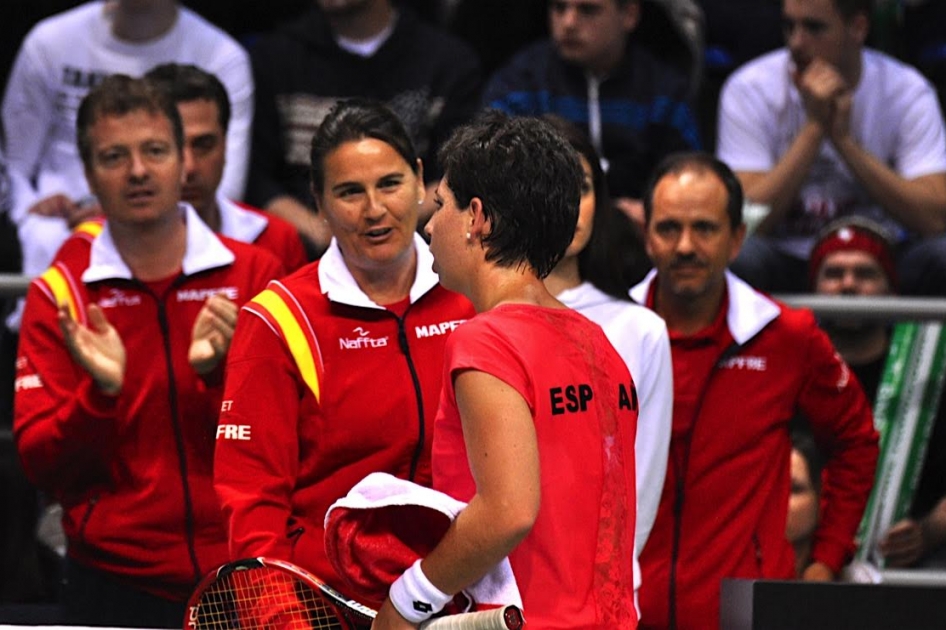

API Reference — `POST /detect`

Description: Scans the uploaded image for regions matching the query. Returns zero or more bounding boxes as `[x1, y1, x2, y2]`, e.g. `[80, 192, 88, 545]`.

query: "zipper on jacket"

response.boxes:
[288, 526, 305, 553]
[395, 315, 426, 482]
[76, 494, 99, 549]
[668, 466, 685, 630]
[752, 533, 764, 575]
[154, 288, 203, 584]
[666, 341, 742, 630]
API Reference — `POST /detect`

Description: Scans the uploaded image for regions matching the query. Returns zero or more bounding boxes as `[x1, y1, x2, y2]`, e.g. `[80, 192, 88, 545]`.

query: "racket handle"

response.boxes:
[421, 606, 524, 630]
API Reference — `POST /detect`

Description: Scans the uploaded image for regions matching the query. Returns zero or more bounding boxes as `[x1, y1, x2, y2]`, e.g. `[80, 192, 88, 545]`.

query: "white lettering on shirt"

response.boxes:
[718, 356, 768, 371]
[177, 287, 238, 302]
[339, 335, 389, 350]
[14, 374, 43, 391]
[216, 424, 251, 440]
[414, 319, 466, 338]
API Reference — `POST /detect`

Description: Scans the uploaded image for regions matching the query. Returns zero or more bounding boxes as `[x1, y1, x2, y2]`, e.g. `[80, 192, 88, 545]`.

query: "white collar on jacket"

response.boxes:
[216, 193, 268, 243]
[630, 268, 781, 345]
[318, 232, 440, 309]
[82, 202, 235, 283]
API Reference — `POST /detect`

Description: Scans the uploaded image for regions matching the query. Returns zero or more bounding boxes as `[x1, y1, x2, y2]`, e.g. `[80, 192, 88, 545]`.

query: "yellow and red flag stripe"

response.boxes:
[247, 282, 324, 404]
[36, 263, 86, 326]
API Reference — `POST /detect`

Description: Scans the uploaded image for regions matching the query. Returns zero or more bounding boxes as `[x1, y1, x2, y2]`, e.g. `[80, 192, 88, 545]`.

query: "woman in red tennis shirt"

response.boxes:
[372, 112, 639, 630]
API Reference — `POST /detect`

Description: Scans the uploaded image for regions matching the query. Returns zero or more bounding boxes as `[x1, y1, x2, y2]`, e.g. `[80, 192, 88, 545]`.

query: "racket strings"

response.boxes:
[193, 567, 344, 630]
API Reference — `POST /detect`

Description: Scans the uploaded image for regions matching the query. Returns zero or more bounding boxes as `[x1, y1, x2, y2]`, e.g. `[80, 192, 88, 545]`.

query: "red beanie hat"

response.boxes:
[809, 217, 897, 289]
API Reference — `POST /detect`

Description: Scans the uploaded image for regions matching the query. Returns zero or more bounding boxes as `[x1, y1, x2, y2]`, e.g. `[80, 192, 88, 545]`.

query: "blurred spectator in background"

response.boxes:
[483, 0, 702, 233]
[13, 75, 281, 627]
[2, 0, 254, 285]
[145, 63, 306, 273]
[810, 216, 946, 568]
[245, 0, 482, 259]
[717, 0, 946, 296]
[787, 429, 824, 577]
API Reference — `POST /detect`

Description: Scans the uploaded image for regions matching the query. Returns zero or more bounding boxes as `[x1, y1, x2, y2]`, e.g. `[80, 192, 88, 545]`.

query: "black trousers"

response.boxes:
[61, 558, 184, 628]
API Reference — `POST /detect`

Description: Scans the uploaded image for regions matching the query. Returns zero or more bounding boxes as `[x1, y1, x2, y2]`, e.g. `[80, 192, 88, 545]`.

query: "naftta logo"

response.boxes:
[340, 327, 389, 350]
[99, 288, 141, 308]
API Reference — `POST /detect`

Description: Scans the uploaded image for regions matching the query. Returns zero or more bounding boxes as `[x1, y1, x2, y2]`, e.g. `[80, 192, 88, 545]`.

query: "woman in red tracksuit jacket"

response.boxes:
[214, 99, 474, 592]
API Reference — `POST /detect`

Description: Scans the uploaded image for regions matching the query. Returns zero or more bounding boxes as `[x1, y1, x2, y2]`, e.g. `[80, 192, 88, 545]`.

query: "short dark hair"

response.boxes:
[438, 110, 583, 279]
[144, 63, 231, 132]
[833, 0, 873, 20]
[643, 151, 744, 229]
[76, 74, 184, 168]
[541, 115, 649, 296]
[309, 98, 420, 200]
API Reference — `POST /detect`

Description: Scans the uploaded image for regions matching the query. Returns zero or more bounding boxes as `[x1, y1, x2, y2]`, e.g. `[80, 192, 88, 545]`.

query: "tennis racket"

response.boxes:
[185, 557, 524, 630]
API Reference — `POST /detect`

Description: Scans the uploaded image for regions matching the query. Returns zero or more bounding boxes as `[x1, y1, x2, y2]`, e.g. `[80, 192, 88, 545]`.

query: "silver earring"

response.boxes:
[465, 232, 471, 241]
[418, 199, 424, 206]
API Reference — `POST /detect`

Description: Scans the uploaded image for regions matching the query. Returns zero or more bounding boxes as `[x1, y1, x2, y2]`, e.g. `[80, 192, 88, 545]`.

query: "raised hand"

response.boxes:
[58, 302, 126, 395]
[28, 193, 81, 219]
[793, 59, 848, 130]
[188, 293, 239, 375]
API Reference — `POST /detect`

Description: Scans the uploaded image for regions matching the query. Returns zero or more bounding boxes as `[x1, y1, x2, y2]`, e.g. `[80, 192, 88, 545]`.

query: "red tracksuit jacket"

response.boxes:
[214, 235, 475, 591]
[14, 206, 284, 600]
[630, 270, 879, 630]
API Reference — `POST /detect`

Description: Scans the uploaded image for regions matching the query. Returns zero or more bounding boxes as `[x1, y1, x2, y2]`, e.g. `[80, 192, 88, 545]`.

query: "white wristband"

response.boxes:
[389, 559, 453, 623]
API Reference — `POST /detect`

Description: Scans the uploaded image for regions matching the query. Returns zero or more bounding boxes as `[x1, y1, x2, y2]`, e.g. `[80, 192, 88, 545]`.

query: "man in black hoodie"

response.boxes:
[245, 0, 483, 259]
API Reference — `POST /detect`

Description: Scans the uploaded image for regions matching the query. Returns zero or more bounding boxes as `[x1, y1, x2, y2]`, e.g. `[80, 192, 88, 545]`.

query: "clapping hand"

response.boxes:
[188, 293, 239, 375]
[58, 302, 126, 395]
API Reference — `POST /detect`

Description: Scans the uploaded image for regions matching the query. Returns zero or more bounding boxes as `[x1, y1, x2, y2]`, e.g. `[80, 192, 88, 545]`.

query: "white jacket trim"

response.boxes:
[317, 233, 440, 309]
[82, 203, 235, 283]
[630, 269, 781, 344]
[217, 193, 268, 243]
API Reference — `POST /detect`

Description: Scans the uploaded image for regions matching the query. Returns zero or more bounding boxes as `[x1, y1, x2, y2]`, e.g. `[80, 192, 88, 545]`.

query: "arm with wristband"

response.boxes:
[373, 370, 539, 629]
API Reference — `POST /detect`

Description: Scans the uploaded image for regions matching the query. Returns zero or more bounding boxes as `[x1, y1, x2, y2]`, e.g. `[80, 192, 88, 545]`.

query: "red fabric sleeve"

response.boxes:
[798, 319, 880, 572]
[215, 307, 303, 564]
[13, 283, 121, 494]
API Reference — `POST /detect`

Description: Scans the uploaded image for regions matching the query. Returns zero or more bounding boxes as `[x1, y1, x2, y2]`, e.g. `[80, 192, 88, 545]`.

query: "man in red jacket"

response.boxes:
[630, 151, 878, 630]
[13, 74, 283, 627]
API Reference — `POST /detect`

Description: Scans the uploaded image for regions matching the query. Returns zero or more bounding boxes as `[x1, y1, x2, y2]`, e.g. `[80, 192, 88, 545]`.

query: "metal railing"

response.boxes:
[4, 272, 946, 320]
[0, 273, 30, 298]
[777, 294, 946, 322]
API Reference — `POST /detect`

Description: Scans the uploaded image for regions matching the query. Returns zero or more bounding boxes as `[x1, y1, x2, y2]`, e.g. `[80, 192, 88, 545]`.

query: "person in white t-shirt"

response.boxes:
[2, 0, 254, 280]
[716, 0, 946, 295]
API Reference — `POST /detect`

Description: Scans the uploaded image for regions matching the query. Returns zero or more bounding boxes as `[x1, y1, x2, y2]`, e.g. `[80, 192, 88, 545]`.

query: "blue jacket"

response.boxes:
[484, 39, 700, 200]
